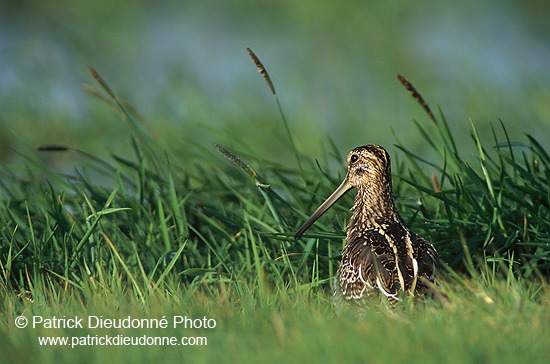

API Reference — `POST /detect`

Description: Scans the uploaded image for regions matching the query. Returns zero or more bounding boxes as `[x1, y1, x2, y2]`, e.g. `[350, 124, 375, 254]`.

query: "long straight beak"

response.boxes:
[294, 179, 353, 238]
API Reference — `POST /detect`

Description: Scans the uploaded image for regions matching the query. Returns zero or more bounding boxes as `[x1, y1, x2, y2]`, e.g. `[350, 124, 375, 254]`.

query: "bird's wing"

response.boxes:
[410, 233, 438, 287]
[338, 232, 401, 299]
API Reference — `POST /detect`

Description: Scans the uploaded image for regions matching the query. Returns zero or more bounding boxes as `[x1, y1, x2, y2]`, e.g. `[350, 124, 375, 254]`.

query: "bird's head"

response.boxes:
[344, 145, 391, 188]
[295, 145, 392, 239]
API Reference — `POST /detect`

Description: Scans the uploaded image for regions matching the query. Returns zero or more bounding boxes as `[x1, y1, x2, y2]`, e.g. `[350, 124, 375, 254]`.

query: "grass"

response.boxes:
[0, 64, 549, 363]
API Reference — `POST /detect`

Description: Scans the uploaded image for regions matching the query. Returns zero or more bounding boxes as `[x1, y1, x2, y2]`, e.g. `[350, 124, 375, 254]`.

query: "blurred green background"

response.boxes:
[1, 0, 549, 167]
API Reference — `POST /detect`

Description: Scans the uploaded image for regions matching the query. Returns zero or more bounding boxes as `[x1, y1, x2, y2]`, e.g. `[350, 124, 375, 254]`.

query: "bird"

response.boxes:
[295, 145, 438, 307]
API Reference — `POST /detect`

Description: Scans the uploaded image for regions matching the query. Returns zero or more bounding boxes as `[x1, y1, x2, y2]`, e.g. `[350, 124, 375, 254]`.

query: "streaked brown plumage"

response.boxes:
[295, 145, 438, 306]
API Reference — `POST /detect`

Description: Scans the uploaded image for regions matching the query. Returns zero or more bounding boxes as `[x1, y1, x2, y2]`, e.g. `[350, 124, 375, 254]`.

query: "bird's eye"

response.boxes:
[350, 154, 359, 163]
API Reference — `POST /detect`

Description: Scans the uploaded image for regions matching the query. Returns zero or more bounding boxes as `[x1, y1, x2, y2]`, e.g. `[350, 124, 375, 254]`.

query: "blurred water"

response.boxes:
[0, 0, 548, 164]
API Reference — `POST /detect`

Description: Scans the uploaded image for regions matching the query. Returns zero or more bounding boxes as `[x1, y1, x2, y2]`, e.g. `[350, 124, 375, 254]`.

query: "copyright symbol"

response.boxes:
[15, 316, 28, 328]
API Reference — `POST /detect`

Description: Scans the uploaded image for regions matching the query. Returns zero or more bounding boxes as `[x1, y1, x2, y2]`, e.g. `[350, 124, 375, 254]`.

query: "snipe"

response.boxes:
[295, 145, 438, 305]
